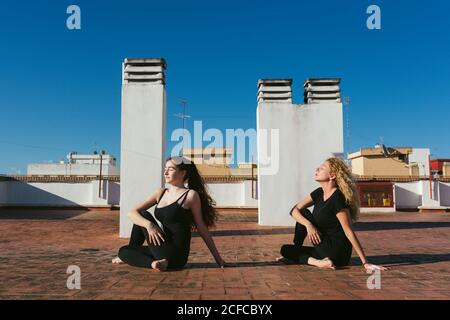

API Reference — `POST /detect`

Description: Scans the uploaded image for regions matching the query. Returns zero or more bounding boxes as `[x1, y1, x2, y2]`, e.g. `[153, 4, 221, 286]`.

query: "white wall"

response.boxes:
[257, 101, 344, 226]
[243, 180, 258, 206]
[207, 183, 244, 207]
[419, 180, 442, 208]
[108, 181, 121, 205]
[439, 182, 450, 206]
[0, 182, 8, 203]
[1, 179, 448, 212]
[0, 180, 256, 208]
[0, 180, 119, 206]
[394, 182, 422, 209]
[206, 181, 258, 207]
[360, 207, 396, 213]
[409, 148, 430, 176]
[27, 163, 120, 176]
[1, 181, 90, 205]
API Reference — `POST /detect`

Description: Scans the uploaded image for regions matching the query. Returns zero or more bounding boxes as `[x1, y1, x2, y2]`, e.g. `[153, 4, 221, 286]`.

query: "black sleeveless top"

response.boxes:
[154, 188, 193, 251]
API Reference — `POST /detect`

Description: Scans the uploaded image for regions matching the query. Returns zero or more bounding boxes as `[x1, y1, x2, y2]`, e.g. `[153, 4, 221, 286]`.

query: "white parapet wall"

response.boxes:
[0, 180, 119, 207]
[27, 163, 120, 176]
[394, 182, 422, 209]
[0, 180, 255, 208]
[257, 79, 344, 226]
[0, 181, 7, 204]
[120, 58, 167, 238]
[206, 181, 258, 207]
[1, 179, 447, 212]
[419, 179, 445, 209]
[440, 182, 450, 206]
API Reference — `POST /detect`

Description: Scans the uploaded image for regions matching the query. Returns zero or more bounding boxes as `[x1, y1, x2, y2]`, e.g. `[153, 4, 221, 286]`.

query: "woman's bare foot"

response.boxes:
[275, 256, 290, 263]
[151, 259, 168, 271]
[316, 257, 336, 270]
[111, 256, 123, 264]
[308, 257, 336, 270]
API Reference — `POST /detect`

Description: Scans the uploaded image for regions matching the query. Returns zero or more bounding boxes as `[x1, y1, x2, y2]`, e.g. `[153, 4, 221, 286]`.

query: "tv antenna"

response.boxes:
[342, 96, 350, 159]
[173, 98, 191, 152]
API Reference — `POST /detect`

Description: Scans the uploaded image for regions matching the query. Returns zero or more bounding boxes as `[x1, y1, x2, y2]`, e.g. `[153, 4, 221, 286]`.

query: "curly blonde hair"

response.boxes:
[326, 157, 360, 221]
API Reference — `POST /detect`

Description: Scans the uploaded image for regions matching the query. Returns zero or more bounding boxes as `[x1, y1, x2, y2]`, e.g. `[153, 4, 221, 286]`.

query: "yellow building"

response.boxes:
[182, 147, 233, 166]
[348, 147, 419, 177]
[444, 162, 450, 178]
[182, 148, 257, 180]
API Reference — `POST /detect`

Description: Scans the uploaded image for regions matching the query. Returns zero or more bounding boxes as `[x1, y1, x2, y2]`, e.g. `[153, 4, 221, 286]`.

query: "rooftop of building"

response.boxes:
[0, 208, 449, 300]
[348, 147, 413, 159]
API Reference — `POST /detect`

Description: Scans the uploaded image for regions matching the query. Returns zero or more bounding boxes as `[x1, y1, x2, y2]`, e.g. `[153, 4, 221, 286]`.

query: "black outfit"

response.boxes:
[118, 188, 193, 269]
[280, 187, 353, 267]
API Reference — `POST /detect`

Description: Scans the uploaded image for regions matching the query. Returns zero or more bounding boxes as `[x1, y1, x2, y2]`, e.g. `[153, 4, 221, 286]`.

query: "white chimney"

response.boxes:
[120, 58, 167, 237]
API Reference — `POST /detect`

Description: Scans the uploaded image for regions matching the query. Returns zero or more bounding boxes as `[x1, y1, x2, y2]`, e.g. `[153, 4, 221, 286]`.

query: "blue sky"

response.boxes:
[1, 0, 449, 174]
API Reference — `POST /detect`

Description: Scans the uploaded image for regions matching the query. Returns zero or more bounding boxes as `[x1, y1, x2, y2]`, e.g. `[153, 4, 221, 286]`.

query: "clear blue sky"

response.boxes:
[1, 0, 449, 174]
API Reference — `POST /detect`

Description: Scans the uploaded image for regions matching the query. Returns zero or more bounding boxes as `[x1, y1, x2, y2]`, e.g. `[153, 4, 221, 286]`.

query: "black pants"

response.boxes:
[280, 209, 352, 267]
[118, 209, 187, 269]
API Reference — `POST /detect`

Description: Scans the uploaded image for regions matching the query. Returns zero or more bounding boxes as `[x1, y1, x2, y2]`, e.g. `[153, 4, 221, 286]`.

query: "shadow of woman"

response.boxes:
[349, 253, 450, 267]
[183, 252, 450, 270]
[185, 260, 298, 269]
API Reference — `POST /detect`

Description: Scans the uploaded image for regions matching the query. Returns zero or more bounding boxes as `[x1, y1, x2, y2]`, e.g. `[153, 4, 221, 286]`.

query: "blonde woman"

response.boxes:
[278, 157, 388, 271]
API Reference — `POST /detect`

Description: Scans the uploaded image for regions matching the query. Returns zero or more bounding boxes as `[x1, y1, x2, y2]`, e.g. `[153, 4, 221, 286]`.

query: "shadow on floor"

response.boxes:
[0, 209, 89, 220]
[192, 221, 450, 238]
[198, 228, 293, 237]
[184, 253, 450, 269]
[353, 221, 450, 231]
[349, 253, 450, 267]
[184, 260, 285, 269]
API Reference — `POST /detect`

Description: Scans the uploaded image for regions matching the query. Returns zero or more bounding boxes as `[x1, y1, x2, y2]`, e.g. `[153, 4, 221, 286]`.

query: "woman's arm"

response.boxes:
[290, 195, 322, 245]
[289, 195, 314, 226]
[336, 209, 388, 271]
[188, 190, 226, 267]
[127, 188, 166, 245]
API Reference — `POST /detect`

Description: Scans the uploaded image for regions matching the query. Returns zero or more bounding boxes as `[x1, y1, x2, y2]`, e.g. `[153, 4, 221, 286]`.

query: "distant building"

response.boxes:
[182, 147, 233, 166]
[348, 146, 430, 177]
[181, 148, 257, 179]
[430, 158, 450, 175]
[444, 163, 450, 178]
[27, 152, 120, 176]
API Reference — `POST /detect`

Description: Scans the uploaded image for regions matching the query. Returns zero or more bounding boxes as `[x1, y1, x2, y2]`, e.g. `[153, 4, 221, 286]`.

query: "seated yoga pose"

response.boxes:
[278, 157, 389, 272]
[112, 156, 227, 271]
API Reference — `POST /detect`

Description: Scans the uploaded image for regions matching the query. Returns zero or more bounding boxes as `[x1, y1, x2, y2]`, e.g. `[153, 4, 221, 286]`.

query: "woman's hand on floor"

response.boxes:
[217, 259, 231, 268]
[146, 222, 165, 246]
[364, 263, 389, 271]
[306, 223, 321, 245]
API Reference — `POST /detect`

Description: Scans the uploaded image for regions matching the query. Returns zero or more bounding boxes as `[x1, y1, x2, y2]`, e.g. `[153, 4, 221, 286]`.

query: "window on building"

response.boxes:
[358, 182, 394, 207]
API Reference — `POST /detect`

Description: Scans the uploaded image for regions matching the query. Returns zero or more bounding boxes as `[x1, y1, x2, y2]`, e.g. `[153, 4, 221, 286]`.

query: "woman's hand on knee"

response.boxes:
[306, 223, 321, 245]
[146, 222, 165, 246]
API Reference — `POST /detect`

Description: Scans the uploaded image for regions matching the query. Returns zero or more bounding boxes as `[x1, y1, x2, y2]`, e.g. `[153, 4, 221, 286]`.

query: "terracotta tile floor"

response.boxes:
[0, 208, 449, 300]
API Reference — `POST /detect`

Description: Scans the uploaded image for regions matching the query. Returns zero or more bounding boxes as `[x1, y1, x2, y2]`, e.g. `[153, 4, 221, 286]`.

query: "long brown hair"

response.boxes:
[326, 157, 360, 221]
[167, 156, 218, 229]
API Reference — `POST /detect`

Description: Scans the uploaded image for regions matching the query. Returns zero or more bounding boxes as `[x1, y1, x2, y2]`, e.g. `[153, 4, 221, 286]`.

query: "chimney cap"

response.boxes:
[258, 79, 292, 87]
[124, 58, 166, 69]
[303, 78, 341, 87]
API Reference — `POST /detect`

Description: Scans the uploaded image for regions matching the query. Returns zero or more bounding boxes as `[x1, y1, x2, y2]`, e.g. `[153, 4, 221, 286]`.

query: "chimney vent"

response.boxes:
[257, 79, 292, 103]
[122, 58, 166, 84]
[303, 78, 341, 104]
